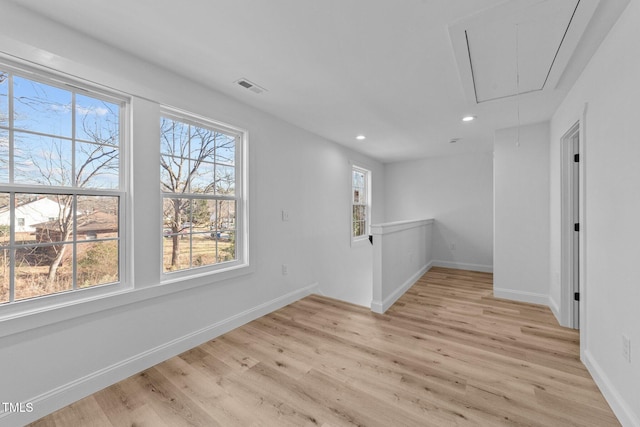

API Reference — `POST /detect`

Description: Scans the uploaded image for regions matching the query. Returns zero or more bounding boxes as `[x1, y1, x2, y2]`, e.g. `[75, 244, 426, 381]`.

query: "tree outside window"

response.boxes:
[160, 114, 239, 273]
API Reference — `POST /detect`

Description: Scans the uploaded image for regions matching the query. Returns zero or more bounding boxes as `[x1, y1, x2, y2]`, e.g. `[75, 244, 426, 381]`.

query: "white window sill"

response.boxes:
[351, 235, 372, 247]
[0, 262, 253, 339]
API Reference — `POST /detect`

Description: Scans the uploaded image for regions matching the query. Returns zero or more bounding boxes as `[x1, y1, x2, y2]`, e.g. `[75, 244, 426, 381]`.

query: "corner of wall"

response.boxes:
[548, 295, 561, 324]
[493, 288, 549, 306]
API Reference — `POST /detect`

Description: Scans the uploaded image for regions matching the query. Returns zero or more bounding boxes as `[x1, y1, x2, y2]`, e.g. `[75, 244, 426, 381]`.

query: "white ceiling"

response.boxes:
[4, 0, 630, 163]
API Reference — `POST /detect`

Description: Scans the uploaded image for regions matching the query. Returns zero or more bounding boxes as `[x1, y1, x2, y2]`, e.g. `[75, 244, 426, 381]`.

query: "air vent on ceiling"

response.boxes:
[235, 78, 267, 94]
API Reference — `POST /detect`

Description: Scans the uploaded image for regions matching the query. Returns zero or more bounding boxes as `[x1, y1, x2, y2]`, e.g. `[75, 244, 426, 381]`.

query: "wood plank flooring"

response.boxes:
[30, 267, 620, 426]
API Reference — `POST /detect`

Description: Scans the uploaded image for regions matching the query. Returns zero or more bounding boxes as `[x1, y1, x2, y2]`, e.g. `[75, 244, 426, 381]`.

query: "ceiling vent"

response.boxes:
[449, 0, 599, 104]
[235, 78, 267, 94]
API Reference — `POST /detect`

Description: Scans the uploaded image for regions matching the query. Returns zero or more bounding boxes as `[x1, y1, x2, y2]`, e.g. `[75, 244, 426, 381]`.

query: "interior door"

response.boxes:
[572, 131, 580, 329]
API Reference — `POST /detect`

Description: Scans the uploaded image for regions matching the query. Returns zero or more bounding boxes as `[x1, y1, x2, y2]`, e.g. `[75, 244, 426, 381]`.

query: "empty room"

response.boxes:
[0, 0, 638, 426]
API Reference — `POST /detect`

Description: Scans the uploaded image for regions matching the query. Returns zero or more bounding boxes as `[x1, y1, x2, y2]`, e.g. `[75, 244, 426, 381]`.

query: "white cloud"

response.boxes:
[76, 105, 109, 116]
[50, 103, 72, 113]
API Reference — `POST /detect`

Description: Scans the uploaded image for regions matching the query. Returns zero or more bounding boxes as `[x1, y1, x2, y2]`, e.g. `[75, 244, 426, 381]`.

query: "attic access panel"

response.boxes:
[449, 0, 600, 104]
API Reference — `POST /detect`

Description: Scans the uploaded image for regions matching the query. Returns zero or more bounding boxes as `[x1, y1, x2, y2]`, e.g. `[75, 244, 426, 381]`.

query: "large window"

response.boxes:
[0, 64, 125, 305]
[160, 110, 243, 274]
[352, 165, 370, 241]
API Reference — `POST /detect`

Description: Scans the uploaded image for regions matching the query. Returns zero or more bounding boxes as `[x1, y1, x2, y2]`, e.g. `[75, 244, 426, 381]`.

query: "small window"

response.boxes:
[160, 109, 245, 275]
[16, 218, 25, 227]
[352, 165, 370, 241]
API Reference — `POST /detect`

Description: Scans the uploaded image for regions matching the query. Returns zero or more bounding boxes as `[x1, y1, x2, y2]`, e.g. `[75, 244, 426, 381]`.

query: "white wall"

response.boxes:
[494, 122, 551, 305]
[550, 1, 640, 425]
[384, 153, 493, 272]
[310, 156, 384, 307]
[0, 4, 383, 425]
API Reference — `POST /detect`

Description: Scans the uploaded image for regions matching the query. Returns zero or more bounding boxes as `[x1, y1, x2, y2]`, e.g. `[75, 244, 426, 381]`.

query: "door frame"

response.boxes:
[560, 121, 580, 329]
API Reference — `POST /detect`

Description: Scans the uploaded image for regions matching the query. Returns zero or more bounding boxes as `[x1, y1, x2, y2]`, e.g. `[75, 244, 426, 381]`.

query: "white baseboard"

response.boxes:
[371, 261, 432, 314]
[432, 260, 493, 273]
[583, 350, 640, 427]
[1, 283, 319, 426]
[493, 287, 549, 306]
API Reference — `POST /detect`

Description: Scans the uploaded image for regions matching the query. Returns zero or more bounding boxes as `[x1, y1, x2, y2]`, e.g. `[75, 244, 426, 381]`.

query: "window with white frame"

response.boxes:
[0, 64, 125, 305]
[160, 110, 244, 274]
[352, 165, 370, 240]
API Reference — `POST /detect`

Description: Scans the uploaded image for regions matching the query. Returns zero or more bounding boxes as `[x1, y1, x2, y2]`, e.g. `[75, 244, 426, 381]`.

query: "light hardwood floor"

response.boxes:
[30, 267, 620, 426]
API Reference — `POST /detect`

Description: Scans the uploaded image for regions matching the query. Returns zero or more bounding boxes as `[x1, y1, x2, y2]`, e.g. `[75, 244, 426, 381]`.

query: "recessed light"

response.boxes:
[462, 115, 476, 122]
[356, 135, 366, 140]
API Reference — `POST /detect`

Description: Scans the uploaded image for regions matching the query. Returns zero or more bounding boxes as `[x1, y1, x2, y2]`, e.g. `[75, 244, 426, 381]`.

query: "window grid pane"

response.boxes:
[15, 243, 73, 301]
[0, 129, 8, 183]
[75, 93, 119, 146]
[0, 192, 8, 303]
[0, 248, 8, 304]
[14, 132, 73, 187]
[13, 75, 72, 138]
[0, 71, 8, 127]
[77, 240, 119, 288]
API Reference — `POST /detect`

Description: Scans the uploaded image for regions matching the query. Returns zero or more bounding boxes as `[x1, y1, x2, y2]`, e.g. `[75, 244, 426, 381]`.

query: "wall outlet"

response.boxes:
[282, 264, 288, 275]
[622, 335, 631, 363]
[281, 210, 290, 221]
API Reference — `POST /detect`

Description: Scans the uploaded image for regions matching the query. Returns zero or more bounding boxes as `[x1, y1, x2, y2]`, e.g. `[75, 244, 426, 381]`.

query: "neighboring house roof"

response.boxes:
[33, 211, 118, 234]
[77, 211, 118, 233]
